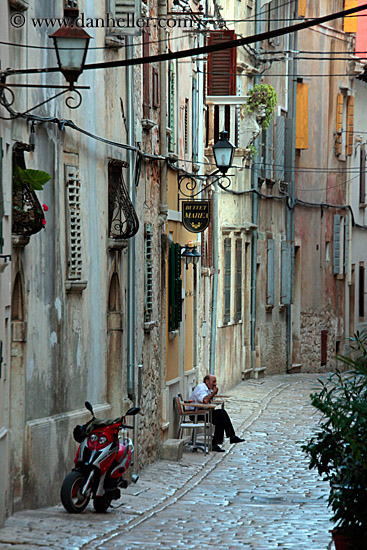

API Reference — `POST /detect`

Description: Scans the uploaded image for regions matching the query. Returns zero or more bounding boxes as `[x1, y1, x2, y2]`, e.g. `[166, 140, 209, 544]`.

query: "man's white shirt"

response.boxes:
[189, 382, 211, 409]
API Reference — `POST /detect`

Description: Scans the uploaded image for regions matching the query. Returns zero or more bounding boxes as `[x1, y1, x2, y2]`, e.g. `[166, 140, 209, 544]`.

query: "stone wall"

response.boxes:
[300, 306, 339, 372]
[258, 320, 287, 375]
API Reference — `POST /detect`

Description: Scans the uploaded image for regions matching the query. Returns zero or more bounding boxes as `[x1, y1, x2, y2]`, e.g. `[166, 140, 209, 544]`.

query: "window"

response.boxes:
[268, 0, 281, 46]
[223, 238, 231, 324]
[280, 240, 292, 305]
[144, 224, 153, 323]
[360, 144, 366, 204]
[321, 330, 328, 366]
[65, 165, 82, 280]
[142, 29, 151, 119]
[234, 239, 242, 322]
[333, 214, 349, 276]
[296, 81, 309, 150]
[359, 263, 365, 318]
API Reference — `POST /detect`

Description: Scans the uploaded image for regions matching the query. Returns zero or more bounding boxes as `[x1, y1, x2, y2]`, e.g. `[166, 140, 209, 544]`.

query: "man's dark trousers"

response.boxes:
[211, 409, 235, 445]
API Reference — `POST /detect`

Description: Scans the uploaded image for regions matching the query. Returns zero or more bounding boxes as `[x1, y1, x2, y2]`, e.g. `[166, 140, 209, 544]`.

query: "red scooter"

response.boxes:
[61, 401, 140, 513]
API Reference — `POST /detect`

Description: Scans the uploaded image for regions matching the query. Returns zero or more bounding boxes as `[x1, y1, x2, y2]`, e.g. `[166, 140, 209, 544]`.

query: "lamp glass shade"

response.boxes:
[50, 28, 91, 84]
[213, 131, 235, 175]
[191, 247, 201, 265]
[181, 246, 194, 264]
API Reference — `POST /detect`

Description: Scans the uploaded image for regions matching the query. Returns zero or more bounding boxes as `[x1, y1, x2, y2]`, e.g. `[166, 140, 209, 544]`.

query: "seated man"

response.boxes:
[189, 374, 245, 452]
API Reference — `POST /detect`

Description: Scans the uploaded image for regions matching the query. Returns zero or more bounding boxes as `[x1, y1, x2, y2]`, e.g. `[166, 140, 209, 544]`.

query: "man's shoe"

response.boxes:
[230, 436, 245, 444]
[212, 444, 225, 452]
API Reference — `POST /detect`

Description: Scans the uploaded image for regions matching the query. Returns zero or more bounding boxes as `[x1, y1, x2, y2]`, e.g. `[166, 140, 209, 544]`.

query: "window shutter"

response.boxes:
[280, 241, 292, 305]
[275, 116, 285, 182]
[207, 30, 237, 96]
[344, 0, 358, 33]
[65, 166, 82, 280]
[223, 238, 231, 324]
[144, 224, 153, 323]
[265, 119, 274, 181]
[335, 93, 344, 156]
[168, 62, 175, 153]
[359, 264, 365, 317]
[346, 95, 354, 157]
[169, 242, 182, 331]
[344, 215, 349, 276]
[0, 137, 4, 225]
[360, 144, 366, 204]
[296, 82, 309, 150]
[321, 330, 328, 365]
[192, 77, 198, 163]
[298, 0, 306, 17]
[142, 29, 150, 119]
[108, 0, 141, 35]
[267, 239, 275, 307]
[333, 214, 341, 275]
[235, 239, 242, 322]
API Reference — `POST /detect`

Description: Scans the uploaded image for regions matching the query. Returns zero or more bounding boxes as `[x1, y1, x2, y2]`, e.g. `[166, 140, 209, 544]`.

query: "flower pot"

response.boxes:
[331, 529, 361, 550]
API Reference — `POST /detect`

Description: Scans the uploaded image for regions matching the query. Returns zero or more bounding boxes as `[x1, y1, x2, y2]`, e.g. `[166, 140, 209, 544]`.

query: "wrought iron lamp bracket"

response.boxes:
[0, 71, 89, 117]
[177, 172, 233, 203]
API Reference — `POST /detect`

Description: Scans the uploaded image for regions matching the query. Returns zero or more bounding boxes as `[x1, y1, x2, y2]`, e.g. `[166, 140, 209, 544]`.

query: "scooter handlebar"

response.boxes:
[120, 424, 134, 430]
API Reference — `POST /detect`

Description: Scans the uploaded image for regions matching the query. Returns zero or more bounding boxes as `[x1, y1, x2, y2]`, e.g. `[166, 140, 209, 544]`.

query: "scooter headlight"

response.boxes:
[89, 434, 98, 443]
[99, 436, 107, 445]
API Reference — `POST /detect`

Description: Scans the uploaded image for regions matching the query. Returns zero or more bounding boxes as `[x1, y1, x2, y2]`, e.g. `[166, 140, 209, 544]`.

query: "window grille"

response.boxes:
[108, 160, 139, 239]
[144, 224, 153, 323]
[65, 166, 82, 280]
[168, 62, 176, 153]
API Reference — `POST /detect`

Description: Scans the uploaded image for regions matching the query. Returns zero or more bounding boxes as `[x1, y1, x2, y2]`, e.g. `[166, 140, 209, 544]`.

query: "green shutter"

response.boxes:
[169, 242, 182, 331]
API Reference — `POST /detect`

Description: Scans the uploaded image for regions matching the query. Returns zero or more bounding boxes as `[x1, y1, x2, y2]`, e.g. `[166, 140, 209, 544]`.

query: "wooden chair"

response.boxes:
[175, 396, 212, 454]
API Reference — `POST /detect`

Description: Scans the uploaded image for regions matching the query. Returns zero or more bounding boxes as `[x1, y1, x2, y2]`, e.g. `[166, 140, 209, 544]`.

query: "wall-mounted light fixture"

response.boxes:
[212, 130, 235, 175]
[181, 243, 201, 270]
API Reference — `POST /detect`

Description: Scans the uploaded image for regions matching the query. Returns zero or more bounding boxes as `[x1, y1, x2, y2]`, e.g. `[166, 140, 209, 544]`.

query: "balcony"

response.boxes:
[205, 95, 264, 155]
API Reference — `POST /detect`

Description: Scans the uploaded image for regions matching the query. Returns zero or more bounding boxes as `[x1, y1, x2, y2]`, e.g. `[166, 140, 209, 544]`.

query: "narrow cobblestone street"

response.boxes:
[0, 374, 334, 549]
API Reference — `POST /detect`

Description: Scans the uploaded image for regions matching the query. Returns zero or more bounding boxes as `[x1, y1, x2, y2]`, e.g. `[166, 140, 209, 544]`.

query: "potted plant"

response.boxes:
[302, 329, 367, 549]
[12, 166, 51, 236]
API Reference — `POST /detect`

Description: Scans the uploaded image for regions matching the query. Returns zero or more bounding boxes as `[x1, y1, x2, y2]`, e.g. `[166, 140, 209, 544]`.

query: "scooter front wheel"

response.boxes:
[61, 471, 91, 513]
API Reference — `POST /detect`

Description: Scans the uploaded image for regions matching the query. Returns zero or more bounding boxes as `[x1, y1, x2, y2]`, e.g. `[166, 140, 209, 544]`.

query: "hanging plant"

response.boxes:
[12, 166, 51, 236]
[243, 84, 277, 130]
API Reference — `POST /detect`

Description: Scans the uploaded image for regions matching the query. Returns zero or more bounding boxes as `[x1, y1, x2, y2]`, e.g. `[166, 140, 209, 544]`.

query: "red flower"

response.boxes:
[42, 204, 49, 211]
[42, 219, 46, 226]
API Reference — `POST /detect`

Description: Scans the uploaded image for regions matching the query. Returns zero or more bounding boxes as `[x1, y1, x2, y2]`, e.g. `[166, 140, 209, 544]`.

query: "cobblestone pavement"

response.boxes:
[0, 374, 334, 550]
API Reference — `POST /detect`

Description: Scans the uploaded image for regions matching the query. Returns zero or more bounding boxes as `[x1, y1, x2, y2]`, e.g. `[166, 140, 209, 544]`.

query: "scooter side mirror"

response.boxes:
[85, 401, 94, 415]
[125, 407, 140, 416]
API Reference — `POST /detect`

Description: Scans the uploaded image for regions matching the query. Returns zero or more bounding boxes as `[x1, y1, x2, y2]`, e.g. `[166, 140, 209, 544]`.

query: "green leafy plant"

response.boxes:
[13, 166, 51, 192]
[302, 329, 367, 545]
[243, 84, 277, 129]
[246, 144, 258, 159]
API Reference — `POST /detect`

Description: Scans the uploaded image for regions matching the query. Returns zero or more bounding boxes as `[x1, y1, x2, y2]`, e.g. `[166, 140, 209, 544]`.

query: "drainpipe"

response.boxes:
[158, 0, 168, 396]
[285, 0, 298, 372]
[209, 179, 218, 375]
[250, 0, 261, 372]
[126, 34, 136, 400]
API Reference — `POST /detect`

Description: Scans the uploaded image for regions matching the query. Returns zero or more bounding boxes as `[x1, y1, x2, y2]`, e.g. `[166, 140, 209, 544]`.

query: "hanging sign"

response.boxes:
[182, 200, 211, 233]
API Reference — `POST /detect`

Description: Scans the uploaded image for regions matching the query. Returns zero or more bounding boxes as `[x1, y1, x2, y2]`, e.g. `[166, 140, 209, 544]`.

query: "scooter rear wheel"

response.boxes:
[93, 495, 112, 513]
[61, 471, 91, 513]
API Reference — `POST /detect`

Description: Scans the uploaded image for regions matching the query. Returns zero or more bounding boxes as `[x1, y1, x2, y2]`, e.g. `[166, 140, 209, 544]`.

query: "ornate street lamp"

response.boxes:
[212, 130, 235, 175]
[50, 26, 92, 86]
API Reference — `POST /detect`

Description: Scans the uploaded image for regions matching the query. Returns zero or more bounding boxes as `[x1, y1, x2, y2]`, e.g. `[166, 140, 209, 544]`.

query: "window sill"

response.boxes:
[66, 280, 88, 294]
[105, 34, 125, 49]
[265, 304, 274, 312]
[141, 118, 156, 131]
[9, 0, 29, 11]
[144, 320, 157, 333]
[108, 238, 128, 251]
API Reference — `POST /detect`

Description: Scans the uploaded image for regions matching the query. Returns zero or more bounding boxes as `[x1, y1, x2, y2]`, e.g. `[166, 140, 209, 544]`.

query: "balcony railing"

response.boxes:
[205, 95, 248, 147]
